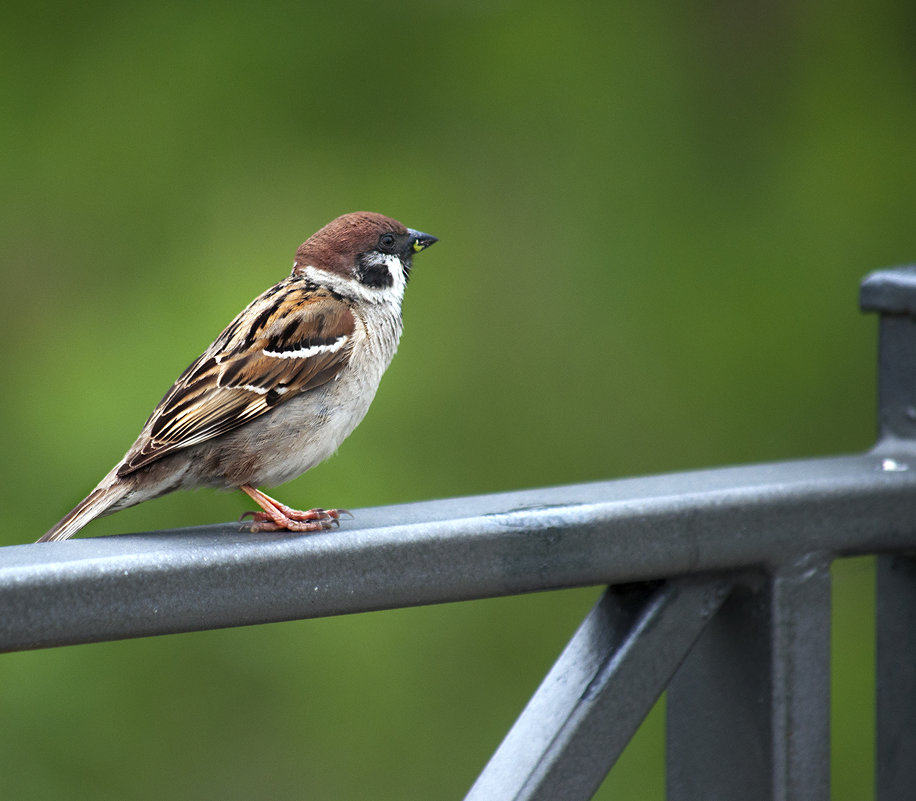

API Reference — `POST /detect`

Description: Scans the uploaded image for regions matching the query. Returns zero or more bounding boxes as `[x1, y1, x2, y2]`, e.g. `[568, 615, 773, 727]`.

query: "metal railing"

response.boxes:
[3, 267, 916, 800]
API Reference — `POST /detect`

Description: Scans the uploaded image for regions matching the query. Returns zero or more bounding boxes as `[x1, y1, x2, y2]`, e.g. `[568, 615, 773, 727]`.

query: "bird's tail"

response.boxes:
[37, 482, 131, 543]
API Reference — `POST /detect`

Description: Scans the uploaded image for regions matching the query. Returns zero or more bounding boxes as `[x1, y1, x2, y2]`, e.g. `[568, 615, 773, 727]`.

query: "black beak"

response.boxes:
[407, 229, 438, 253]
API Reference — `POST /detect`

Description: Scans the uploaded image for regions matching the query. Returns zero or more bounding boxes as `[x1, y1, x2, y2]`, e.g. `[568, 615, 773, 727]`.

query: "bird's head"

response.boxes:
[293, 212, 437, 302]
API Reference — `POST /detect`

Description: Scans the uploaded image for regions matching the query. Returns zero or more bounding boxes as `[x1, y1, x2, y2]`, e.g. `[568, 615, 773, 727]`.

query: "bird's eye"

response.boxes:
[379, 233, 396, 251]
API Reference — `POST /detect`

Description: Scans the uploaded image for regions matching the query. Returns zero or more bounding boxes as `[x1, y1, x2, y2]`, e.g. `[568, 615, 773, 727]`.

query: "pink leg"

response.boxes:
[238, 485, 349, 533]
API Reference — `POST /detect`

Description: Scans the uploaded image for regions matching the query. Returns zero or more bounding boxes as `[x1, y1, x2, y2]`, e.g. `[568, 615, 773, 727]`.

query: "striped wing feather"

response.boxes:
[118, 283, 355, 476]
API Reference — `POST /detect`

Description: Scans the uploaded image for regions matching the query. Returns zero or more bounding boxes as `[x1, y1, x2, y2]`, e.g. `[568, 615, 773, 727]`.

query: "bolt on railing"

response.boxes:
[2, 267, 916, 800]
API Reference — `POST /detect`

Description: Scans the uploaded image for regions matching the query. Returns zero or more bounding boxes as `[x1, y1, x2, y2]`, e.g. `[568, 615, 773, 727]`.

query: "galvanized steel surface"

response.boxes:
[2, 451, 916, 653]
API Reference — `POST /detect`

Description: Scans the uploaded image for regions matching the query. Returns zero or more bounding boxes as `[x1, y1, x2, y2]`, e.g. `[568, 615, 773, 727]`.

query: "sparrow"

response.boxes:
[38, 212, 437, 542]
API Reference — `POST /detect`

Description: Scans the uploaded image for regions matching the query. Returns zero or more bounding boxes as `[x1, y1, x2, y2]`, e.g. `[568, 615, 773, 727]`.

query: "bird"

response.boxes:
[38, 212, 437, 542]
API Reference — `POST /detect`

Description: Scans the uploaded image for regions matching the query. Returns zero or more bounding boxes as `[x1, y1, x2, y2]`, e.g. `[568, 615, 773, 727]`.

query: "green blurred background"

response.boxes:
[1, 0, 913, 798]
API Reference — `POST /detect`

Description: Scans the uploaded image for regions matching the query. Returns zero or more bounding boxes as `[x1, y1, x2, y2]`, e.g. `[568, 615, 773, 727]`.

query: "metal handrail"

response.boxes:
[1, 452, 915, 654]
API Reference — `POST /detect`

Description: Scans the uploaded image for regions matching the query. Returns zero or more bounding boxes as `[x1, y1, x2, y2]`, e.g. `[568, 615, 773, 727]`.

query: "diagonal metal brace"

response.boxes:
[465, 575, 733, 801]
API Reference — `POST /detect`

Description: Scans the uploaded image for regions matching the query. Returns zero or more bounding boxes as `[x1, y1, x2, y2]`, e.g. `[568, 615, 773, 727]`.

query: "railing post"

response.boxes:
[876, 555, 916, 799]
[861, 266, 916, 445]
[667, 559, 832, 801]
[861, 266, 916, 801]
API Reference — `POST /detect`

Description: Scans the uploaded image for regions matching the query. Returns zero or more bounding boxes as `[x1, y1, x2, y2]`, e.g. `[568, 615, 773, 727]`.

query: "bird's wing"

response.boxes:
[117, 283, 356, 476]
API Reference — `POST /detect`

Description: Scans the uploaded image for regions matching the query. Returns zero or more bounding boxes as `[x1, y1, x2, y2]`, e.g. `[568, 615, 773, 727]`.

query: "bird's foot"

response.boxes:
[240, 507, 344, 532]
[238, 485, 351, 533]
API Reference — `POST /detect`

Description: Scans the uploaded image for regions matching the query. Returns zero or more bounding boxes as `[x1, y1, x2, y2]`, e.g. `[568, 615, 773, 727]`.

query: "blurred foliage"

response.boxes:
[1, 0, 914, 798]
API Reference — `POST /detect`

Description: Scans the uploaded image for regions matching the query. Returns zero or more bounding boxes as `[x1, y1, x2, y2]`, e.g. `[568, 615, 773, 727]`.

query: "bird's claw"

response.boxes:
[240, 506, 348, 533]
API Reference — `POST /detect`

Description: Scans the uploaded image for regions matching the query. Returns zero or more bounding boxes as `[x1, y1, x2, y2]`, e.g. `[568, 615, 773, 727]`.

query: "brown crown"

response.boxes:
[293, 212, 407, 275]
